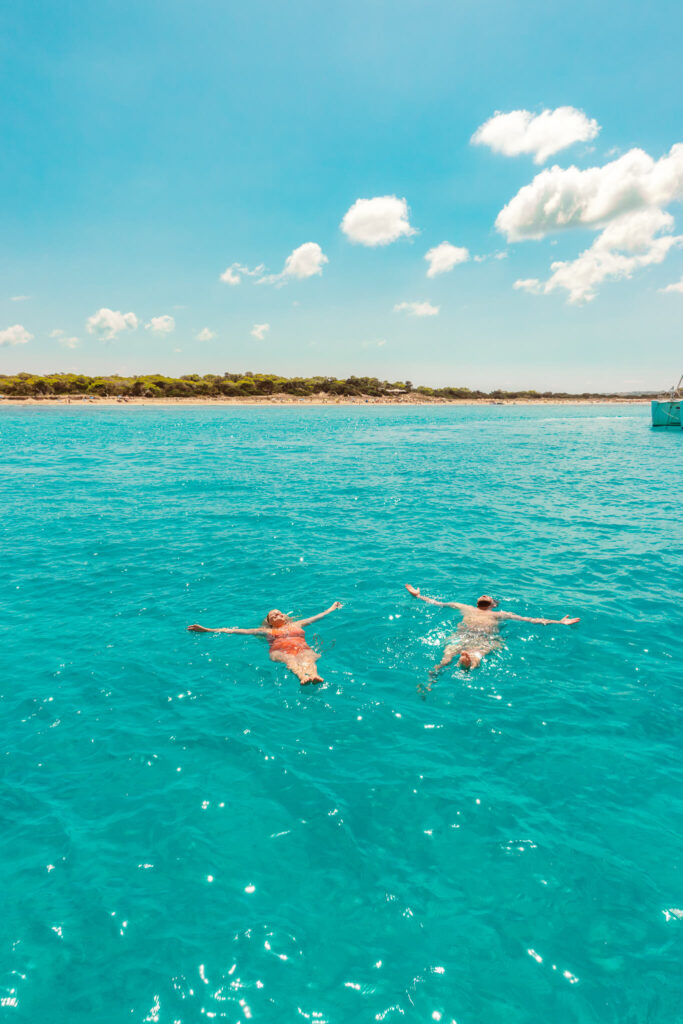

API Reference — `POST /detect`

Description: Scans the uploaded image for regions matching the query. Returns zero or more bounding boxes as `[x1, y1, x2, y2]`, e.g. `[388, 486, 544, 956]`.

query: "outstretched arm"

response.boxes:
[187, 624, 267, 634]
[296, 601, 343, 627]
[498, 612, 580, 626]
[405, 584, 469, 611]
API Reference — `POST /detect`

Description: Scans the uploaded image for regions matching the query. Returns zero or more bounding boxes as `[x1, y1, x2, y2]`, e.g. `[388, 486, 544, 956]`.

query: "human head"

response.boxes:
[265, 609, 290, 627]
[476, 595, 498, 610]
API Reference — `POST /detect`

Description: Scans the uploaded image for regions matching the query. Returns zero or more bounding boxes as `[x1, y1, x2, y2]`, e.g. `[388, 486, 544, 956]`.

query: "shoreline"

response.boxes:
[0, 395, 652, 407]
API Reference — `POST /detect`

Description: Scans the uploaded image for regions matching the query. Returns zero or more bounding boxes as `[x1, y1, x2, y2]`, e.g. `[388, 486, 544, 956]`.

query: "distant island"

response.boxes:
[0, 372, 656, 403]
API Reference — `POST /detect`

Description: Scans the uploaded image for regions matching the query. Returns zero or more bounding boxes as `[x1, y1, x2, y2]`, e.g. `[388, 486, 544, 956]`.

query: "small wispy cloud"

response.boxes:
[251, 322, 270, 340]
[513, 279, 542, 294]
[221, 244, 328, 288]
[258, 242, 328, 286]
[473, 251, 508, 263]
[393, 301, 440, 317]
[10, 295, 30, 302]
[59, 336, 79, 349]
[145, 314, 175, 335]
[659, 275, 683, 294]
[425, 242, 469, 277]
[220, 262, 265, 285]
[195, 327, 216, 341]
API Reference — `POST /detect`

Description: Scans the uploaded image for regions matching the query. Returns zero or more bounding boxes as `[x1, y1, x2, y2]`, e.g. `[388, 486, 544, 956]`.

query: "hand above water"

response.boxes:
[405, 584, 420, 597]
[560, 615, 580, 625]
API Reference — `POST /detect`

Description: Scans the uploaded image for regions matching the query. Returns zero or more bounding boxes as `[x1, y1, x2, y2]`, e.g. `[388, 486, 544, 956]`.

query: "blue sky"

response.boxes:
[1, 0, 682, 390]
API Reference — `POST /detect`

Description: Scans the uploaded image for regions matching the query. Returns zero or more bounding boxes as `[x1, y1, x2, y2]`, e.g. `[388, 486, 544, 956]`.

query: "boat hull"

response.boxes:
[651, 400, 681, 427]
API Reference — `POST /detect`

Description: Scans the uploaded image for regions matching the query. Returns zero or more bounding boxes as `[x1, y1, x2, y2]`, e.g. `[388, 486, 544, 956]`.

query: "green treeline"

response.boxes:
[0, 371, 623, 400]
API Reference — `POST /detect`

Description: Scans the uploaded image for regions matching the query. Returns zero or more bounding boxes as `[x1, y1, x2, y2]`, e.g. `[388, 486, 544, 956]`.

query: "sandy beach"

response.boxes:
[1, 395, 651, 407]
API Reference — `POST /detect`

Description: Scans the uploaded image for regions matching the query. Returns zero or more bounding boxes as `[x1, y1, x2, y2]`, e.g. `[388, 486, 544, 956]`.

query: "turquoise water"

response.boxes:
[2, 404, 682, 1024]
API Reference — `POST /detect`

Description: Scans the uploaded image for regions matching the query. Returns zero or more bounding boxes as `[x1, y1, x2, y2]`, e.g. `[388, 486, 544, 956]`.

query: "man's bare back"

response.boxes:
[405, 584, 579, 671]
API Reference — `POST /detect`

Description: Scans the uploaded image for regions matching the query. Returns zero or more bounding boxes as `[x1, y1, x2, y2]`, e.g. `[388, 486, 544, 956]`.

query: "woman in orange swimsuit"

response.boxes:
[187, 602, 342, 684]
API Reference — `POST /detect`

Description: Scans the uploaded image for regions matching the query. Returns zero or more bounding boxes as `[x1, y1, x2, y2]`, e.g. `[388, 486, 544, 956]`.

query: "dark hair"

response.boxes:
[477, 596, 493, 609]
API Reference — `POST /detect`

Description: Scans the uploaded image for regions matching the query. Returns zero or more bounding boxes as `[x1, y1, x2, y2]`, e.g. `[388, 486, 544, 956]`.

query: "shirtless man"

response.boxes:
[405, 585, 579, 671]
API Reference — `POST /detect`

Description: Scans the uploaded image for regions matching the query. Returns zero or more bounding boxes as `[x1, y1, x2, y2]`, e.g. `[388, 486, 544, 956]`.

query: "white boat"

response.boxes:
[651, 375, 682, 427]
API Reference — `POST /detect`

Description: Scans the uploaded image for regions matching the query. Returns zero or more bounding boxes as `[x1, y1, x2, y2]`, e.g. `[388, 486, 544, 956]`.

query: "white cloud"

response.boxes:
[393, 301, 439, 317]
[10, 295, 30, 302]
[518, 209, 683, 304]
[472, 107, 600, 164]
[282, 241, 328, 279]
[258, 242, 329, 285]
[497, 142, 683, 302]
[361, 338, 388, 348]
[0, 323, 33, 347]
[341, 195, 416, 246]
[145, 314, 175, 335]
[195, 327, 216, 341]
[86, 308, 138, 340]
[251, 322, 270, 340]
[660, 276, 683, 294]
[496, 145, 683, 242]
[425, 242, 470, 277]
[50, 328, 64, 337]
[220, 262, 265, 285]
[59, 336, 79, 349]
[513, 279, 542, 293]
[220, 267, 241, 285]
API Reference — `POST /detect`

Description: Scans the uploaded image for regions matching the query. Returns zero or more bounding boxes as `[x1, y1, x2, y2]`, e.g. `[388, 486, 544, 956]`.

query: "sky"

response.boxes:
[1, 0, 682, 391]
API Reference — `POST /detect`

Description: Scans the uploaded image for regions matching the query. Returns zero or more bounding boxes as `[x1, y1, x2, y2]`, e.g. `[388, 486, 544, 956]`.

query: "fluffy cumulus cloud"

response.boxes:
[251, 322, 270, 340]
[425, 242, 470, 277]
[195, 327, 216, 341]
[258, 242, 329, 285]
[86, 308, 138, 340]
[222, 246, 327, 287]
[500, 143, 683, 302]
[514, 209, 683, 304]
[472, 107, 600, 164]
[0, 323, 33, 346]
[220, 262, 265, 285]
[659, 276, 683, 294]
[496, 145, 683, 241]
[282, 242, 328, 279]
[341, 196, 416, 246]
[145, 315, 175, 335]
[393, 301, 439, 317]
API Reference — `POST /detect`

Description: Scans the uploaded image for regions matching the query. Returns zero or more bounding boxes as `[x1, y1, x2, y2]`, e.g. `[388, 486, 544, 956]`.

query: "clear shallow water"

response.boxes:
[1, 404, 682, 1024]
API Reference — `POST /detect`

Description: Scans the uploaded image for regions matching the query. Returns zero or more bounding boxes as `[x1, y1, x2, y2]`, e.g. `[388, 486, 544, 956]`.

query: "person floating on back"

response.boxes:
[405, 585, 579, 673]
[187, 602, 343, 684]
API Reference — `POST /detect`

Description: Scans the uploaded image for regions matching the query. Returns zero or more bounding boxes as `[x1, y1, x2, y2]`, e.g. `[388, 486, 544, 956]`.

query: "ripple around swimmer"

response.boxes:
[0, 404, 682, 1023]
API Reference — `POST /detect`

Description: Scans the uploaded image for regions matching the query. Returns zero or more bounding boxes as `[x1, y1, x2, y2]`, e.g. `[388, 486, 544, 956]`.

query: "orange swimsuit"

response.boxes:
[269, 624, 310, 657]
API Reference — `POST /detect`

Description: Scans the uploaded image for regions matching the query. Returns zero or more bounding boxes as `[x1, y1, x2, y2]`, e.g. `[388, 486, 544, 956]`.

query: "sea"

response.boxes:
[1, 403, 681, 1024]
